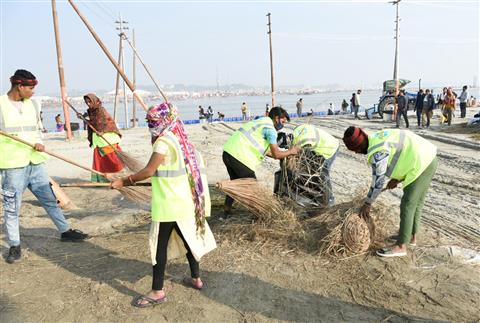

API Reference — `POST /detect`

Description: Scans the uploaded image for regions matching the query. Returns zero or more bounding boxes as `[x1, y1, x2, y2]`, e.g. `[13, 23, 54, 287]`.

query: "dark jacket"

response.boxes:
[423, 94, 435, 111]
[415, 92, 425, 110]
[397, 95, 407, 111]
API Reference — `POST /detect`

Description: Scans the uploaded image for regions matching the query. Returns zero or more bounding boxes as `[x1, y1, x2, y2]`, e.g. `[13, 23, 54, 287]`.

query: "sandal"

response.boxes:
[132, 295, 166, 308]
[182, 277, 203, 290]
[376, 247, 407, 258]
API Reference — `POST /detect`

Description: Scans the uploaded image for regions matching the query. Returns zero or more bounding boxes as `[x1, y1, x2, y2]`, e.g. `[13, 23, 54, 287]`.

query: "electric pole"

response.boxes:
[267, 13, 275, 108]
[51, 0, 73, 140]
[114, 14, 129, 129]
[391, 0, 401, 119]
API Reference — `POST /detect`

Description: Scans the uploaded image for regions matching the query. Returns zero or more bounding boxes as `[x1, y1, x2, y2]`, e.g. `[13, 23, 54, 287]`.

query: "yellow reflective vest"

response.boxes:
[0, 95, 48, 169]
[292, 124, 339, 159]
[92, 132, 121, 149]
[151, 131, 211, 222]
[223, 117, 275, 171]
[366, 129, 437, 188]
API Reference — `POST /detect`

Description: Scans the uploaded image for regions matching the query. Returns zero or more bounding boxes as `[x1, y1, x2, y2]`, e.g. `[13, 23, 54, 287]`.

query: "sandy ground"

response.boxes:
[1, 108, 479, 322]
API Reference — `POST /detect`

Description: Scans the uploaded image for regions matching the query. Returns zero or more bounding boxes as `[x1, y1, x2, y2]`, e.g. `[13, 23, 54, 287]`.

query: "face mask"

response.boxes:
[275, 123, 284, 131]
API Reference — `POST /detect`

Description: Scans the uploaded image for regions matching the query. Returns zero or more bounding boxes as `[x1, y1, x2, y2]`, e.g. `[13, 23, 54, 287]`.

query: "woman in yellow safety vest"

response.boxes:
[111, 103, 216, 308]
[222, 107, 300, 218]
[83, 93, 124, 182]
[343, 126, 437, 258]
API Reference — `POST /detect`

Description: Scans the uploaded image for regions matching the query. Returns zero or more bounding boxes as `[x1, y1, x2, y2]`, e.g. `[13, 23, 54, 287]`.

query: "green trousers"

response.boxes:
[398, 157, 438, 244]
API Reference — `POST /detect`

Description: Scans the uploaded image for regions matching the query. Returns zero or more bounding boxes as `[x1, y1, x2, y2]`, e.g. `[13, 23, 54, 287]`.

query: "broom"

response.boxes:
[0, 131, 150, 204]
[65, 100, 144, 172]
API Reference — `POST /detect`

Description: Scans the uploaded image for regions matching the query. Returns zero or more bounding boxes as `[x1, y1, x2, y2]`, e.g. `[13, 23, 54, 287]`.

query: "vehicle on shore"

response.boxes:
[365, 79, 417, 119]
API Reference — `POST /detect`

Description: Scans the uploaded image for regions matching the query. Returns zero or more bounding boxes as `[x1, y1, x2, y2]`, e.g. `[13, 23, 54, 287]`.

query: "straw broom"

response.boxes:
[65, 100, 144, 172]
[216, 178, 304, 244]
[0, 131, 150, 204]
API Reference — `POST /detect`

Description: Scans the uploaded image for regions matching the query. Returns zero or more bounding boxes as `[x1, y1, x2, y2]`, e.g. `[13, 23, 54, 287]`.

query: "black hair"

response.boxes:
[343, 126, 355, 139]
[10, 69, 37, 86]
[268, 106, 290, 122]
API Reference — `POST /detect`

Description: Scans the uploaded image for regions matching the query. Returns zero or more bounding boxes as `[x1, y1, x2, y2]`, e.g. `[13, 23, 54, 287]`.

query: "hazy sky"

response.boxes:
[1, 0, 479, 95]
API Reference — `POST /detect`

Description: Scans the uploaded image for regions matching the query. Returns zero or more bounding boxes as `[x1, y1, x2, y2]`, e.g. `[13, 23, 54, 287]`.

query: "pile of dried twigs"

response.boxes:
[215, 179, 388, 257]
[303, 195, 386, 256]
[279, 148, 330, 207]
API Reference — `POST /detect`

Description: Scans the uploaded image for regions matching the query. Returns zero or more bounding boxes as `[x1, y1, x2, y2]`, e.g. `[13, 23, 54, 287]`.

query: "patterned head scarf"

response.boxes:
[147, 102, 206, 234]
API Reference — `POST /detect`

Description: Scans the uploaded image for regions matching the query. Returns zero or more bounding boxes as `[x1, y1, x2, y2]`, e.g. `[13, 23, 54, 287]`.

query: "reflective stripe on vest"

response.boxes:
[153, 133, 185, 178]
[367, 129, 436, 188]
[295, 127, 320, 147]
[223, 117, 275, 171]
[292, 124, 339, 159]
[367, 130, 405, 177]
[238, 120, 275, 155]
[3, 126, 37, 132]
[0, 95, 48, 169]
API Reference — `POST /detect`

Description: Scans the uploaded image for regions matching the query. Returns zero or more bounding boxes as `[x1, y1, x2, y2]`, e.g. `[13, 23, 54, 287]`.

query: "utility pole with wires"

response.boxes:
[266, 13, 275, 108]
[391, 0, 402, 120]
[132, 29, 137, 128]
[51, 0, 73, 140]
[114, 14, 129, 129]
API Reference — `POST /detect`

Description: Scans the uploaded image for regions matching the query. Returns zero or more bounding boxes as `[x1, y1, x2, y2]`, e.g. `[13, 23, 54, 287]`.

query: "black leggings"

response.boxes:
[222, 151, 256, 209]
[152, 222, 199, 291]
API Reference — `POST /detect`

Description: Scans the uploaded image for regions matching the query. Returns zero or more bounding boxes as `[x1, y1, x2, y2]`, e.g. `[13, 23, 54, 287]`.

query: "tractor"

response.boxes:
[365, 79, 417, 120]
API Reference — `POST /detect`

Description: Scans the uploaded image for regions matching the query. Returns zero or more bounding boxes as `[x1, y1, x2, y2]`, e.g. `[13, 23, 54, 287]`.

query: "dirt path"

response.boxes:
[1, 110, 479, 322]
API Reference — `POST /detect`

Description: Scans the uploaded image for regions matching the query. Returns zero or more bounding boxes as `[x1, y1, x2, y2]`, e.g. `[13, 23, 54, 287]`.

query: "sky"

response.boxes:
[1, 0, 479, 96]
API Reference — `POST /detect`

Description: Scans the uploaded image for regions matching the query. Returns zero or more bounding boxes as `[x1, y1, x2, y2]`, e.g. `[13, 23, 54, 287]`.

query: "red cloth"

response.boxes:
[92, 144, 124, 173]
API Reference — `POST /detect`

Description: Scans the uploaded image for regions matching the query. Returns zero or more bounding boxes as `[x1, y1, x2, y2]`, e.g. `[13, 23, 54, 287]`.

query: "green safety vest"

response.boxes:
[366, 129, 437, 188]
[151, 131, 211, 222]
[292, 124, 339, 159]
[92, 132, 121, 148]
[223, 117, 275, 171]
[0, 95, 48, 169]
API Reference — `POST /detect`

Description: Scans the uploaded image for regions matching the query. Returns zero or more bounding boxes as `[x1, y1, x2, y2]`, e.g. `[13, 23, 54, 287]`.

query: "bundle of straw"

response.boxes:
[216, 178, 303, 244]
[341, 213, 372, 253]
[305, 195, 385, 256]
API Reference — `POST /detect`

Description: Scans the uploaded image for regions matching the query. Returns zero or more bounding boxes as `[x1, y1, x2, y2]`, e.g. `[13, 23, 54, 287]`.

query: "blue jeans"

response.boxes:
[322, 148, 338, 206]
[1, 163, 70, 247]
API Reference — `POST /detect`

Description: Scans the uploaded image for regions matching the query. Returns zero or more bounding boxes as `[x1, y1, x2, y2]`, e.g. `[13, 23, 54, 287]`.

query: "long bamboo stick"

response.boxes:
[67, 0, 150, 112]
[0, 131, 105, 177]
[60, 182, 151, 187]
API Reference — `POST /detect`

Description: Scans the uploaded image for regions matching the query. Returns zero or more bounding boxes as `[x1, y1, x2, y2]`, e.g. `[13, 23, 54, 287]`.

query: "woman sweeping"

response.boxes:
[83, 93, 124, 182]
[111, 102, 216, 308]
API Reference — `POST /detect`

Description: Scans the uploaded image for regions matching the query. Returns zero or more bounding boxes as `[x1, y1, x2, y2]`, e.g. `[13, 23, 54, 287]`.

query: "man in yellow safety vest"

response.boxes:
[222, 107, 300, 218]
[291, 124, 339, 206]
[0, 70, 88, 264]
[342, 126, 437, 258]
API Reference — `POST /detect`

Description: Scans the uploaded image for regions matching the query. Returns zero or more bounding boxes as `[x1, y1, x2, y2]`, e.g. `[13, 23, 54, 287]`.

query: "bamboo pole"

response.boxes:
[132, 29, 137, 127]
[51, 0, 73, 140]
[67, 0, 149, 112]
[0, 131, 105, 177]
[113, 33, 122, 122]
[60, 182, 151, 187]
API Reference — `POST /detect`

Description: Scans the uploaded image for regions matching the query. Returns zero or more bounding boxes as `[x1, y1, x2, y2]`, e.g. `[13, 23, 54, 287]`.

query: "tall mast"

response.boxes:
[51, 0, 73, 139]
[391, 0, 401, 119]
[132, 28, 137, 128]
[266, 13, 275, 108]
